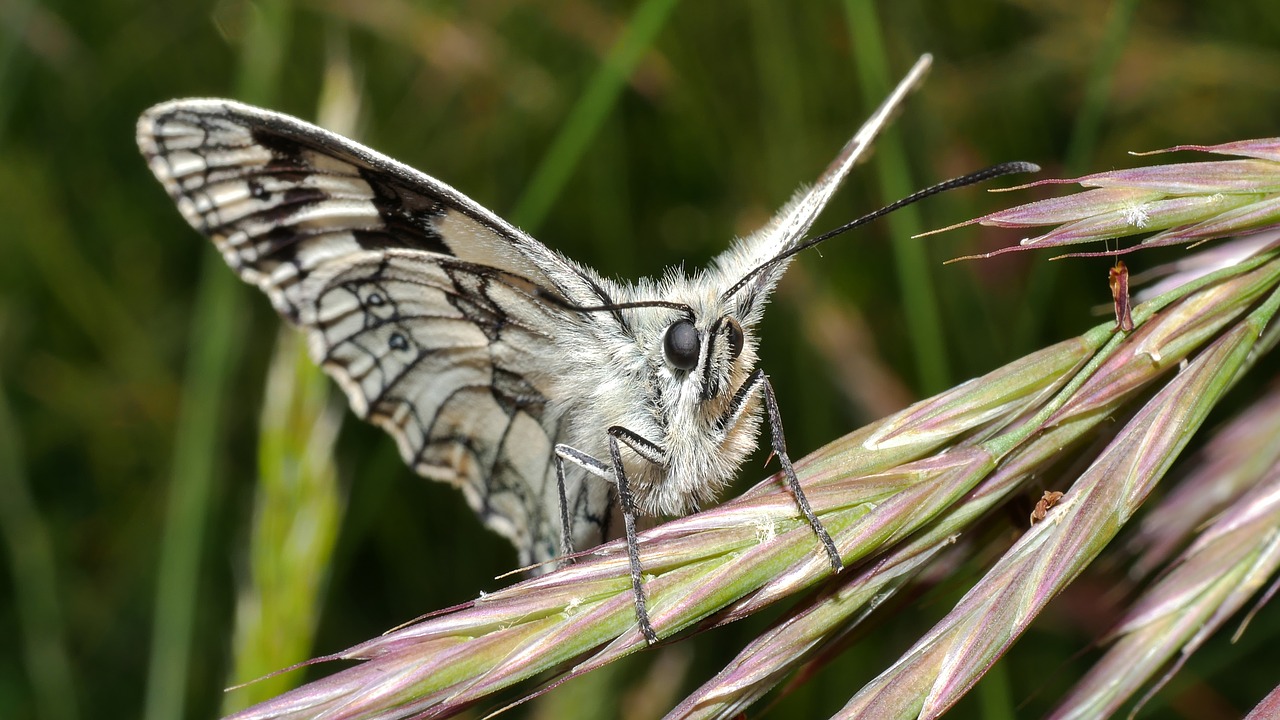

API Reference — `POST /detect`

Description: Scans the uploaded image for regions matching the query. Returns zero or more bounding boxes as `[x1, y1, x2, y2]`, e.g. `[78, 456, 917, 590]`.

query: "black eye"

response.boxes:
[725, 318, 744, 360]
[663, 319, 700, 370]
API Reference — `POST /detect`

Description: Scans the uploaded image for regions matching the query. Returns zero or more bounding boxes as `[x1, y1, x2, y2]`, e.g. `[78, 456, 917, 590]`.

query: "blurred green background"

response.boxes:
[3, 1, 1280, 718]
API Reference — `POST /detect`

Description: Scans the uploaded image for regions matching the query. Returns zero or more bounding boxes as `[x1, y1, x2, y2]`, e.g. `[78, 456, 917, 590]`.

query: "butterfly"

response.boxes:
[137, 55, 1017, 644]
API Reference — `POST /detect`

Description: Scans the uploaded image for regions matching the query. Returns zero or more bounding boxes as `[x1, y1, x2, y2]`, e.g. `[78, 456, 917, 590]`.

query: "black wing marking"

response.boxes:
[137, 99, 613, 563]
[137, 98, 617, 319]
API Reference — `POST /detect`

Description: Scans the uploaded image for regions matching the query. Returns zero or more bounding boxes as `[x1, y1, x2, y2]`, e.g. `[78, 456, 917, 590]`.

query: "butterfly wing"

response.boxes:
[711, 55, 933, 320]
[137, 99, 613, 563]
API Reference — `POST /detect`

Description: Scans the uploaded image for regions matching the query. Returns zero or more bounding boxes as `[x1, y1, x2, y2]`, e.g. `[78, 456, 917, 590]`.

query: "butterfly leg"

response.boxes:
[606, 427, 662, 645]
[553, 456, 575, 567]
[555, 432, 663, 645]
[552, 445, 615, 564]
[731, 369, 844, 573]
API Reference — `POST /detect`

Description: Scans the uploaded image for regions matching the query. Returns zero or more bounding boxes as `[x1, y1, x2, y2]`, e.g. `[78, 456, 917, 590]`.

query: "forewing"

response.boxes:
[137, 99, 612, 563]
[137, 98, 613, 320]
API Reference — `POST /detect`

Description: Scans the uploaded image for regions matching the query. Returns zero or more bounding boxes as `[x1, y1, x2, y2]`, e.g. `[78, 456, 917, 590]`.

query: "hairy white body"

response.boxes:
[552, 274, 762, 517]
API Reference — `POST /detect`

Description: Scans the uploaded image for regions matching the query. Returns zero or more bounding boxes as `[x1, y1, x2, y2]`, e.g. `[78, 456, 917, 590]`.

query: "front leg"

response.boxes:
[555, 428, 665, 645]
[722, 369, 844, 573]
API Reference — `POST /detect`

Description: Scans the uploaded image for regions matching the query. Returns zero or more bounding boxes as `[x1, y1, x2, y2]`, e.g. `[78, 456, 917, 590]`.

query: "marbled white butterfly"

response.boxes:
[137, 55, 1027, 643]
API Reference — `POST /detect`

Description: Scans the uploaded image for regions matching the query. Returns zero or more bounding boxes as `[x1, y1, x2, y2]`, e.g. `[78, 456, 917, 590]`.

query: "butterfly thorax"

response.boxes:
[548, 275, 766, 517]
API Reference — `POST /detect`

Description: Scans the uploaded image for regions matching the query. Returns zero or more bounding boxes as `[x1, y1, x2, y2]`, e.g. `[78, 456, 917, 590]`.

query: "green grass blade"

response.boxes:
[142, 260, 246, 720]
[843, 1, 950, 393]
[510, 0, 679, 232]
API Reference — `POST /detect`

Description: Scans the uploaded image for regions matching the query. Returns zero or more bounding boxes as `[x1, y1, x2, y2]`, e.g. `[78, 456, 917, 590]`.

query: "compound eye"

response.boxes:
[725, 318, 744, 360]
[663, 319, 700, 371]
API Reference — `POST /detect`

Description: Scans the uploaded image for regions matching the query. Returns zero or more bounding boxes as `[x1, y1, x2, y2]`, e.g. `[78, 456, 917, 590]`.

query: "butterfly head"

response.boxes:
[661, 311, 748, 402]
